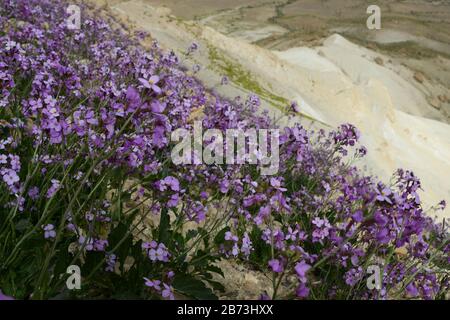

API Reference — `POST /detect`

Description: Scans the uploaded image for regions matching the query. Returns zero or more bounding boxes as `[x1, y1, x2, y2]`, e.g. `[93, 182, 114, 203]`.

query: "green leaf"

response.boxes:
[53, 242, 72, 277]
[82, 251, 104, 275]
[173, 274, 218, 300]
[206, 264, 224, 278]
[204, 278, 225, 293]
[15, 219, 32, 232]
[108, 219, 135, 269]
[186, 229, 198, 241]
[214, 226, 230, 245]
[158, 207, 170, 244]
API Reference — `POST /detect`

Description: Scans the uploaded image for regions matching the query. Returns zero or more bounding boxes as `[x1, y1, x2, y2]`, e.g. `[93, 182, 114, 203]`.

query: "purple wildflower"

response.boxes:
[144, 278, 162, 291]
[376, 186, 393, 204]
[294, 261, 311, 282]
[406, 283, 419, 297]
[138, 75, 162, 94]
[291, 101, 301, 113]
[43, 224, 56, 239]
[296, 283, 310, 298]
[46, 179, 61, 198]
[145, 242, 170, 262]
[105, 254, 117, 272]
[28, 186, 40, 200]
[161, 283, 175, 300]
[1, 168, 19, 186]
[0, 289, 14, 300]
[241, 232, 253, 258]
[268, 259, 283, 273]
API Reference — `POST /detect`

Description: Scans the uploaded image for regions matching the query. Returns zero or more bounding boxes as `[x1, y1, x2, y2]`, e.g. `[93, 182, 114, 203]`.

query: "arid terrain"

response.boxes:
[146, 0, 450, 120]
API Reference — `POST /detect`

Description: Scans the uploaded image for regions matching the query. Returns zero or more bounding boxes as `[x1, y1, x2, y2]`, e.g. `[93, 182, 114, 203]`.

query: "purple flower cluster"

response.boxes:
[333, 123, 360, 147]
[46, 179, 61, 198]
[0, 0, 447, 301]
[222, 123, 449, 299]
[220, 231, 254, 259]
[144, 277, 175, 300]
[143, 241, 171, 262]
[0, 152, 20, 194]
[78, 236, 108, 252]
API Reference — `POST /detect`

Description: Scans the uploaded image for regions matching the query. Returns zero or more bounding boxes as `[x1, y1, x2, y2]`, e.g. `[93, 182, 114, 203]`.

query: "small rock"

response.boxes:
[374, 57, 384, 66]
[438, 94, 448, 103]
[413, 72, 425, 83]
[429, 97, 441, 110]
[244, 273, 259, 287]
[395, 247, 408, 256]
[367, 42, 376, 50]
